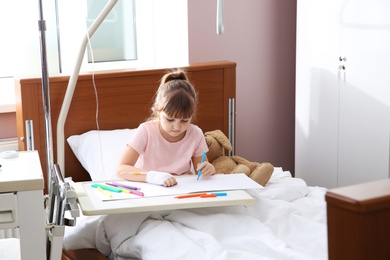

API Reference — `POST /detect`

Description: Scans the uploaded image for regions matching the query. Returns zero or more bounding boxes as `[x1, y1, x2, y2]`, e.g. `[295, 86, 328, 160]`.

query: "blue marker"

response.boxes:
[211, 192, 227, 196]
[197, 152, 207, 180]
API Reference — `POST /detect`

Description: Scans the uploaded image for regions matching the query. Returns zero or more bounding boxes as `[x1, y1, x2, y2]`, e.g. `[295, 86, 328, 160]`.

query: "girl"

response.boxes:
[116, 69, 215, 187]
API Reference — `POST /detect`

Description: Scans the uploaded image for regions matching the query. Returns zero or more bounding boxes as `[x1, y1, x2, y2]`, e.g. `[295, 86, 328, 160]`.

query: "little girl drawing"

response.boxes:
[116, 69, 216, 186]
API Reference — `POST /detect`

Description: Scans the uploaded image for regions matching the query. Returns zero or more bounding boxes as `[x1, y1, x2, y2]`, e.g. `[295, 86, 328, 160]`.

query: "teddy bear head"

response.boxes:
[204, 130, 232, 163]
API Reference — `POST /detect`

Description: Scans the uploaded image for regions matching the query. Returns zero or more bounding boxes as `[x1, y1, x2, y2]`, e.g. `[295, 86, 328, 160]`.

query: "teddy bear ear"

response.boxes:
[205, 130, 232, 151]
[205, 135, 212, 147]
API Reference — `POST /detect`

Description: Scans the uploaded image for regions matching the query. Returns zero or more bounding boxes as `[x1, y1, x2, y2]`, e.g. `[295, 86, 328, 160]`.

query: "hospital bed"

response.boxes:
[13, 60, 390, 259]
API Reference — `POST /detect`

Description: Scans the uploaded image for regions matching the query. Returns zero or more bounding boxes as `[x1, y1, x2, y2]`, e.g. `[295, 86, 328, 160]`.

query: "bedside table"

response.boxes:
[0, 151, 46, 260]
[326, 179, 390, 259]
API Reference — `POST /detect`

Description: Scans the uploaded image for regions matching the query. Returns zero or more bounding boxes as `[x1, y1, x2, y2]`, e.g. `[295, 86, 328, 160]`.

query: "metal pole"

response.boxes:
[38, 0, 54, 195]
[37, 0, 54, 258]
[57, 0, 118, 174]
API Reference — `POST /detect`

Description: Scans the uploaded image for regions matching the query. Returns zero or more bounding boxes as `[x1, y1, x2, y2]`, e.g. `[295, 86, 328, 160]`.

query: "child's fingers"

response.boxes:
[196, 162, 204, 172]
[164, 177, 177, 187]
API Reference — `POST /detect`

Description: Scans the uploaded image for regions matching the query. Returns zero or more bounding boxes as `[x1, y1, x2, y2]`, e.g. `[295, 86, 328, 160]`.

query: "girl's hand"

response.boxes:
[197, 161, 216, 178]
[146, 171, 177, 187]
[162, 177, 177, 187]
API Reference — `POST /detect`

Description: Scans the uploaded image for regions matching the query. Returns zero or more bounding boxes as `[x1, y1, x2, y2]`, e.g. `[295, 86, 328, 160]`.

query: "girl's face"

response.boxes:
[158, 111, 192, 142]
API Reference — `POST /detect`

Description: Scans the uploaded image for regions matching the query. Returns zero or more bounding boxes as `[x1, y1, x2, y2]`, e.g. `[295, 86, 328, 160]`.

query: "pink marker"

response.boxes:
[129, 189, 144, 197]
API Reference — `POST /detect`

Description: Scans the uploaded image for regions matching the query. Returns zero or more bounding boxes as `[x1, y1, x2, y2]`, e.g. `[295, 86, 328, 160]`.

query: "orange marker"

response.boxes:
[175, 193, 207, 199]
[200, 194, 217, 198]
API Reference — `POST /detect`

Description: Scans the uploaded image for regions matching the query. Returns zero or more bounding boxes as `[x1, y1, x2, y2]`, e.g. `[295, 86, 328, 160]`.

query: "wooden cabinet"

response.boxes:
[326, 179, 390, 259]
[295, 0, 390, 188]
[0, 151, 46, 259]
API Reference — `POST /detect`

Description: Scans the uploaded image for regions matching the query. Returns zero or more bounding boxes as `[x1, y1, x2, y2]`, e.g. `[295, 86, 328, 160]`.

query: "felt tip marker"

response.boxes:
[200, 193, 227, 198]
[210, 192, 227, 196]
[174, 192, 228, 199]
[97, 186, 112, 198]
[197, 152, 207, 180]
[107, 182, 141, 190]
[175, 193, 207, 199]
[92, 183, 122, 193]
[128, 189, 144, 197]
[110, 187, 144, 197]
[200, 194, 217, 198]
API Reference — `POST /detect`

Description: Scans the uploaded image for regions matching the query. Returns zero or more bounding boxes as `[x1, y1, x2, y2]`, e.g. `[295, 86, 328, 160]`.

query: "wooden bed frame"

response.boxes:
[14, 61, 236, 259]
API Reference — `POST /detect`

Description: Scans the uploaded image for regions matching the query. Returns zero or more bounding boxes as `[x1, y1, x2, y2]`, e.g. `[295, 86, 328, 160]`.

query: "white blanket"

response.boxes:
[64, 168, 328, 260]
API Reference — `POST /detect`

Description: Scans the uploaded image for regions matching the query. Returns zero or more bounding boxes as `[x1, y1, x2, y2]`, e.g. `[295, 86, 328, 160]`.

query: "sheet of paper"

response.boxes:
[85, 173, 262, 201]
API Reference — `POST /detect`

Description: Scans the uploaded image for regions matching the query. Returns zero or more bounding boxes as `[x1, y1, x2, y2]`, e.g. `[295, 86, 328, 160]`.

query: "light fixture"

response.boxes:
[217, 0, 224, 35]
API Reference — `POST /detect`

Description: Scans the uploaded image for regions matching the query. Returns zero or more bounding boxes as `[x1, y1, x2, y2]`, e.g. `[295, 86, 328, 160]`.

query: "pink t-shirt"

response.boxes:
[128, 120, 208, 175]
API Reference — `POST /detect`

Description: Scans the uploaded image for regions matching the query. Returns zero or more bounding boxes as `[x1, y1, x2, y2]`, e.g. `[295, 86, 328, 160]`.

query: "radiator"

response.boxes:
[0, 137, 18, 153]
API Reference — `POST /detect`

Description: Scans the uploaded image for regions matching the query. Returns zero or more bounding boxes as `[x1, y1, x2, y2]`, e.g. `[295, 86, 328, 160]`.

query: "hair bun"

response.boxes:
[164, 69, 188, 83]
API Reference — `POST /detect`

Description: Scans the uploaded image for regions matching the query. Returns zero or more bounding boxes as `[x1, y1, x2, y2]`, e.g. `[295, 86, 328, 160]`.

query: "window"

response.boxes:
[86, 0, 137, 63]
[0, 0, 188, 111]
[56, 0, 140, 73]
[0, 1, 59, 78]
[0, 0, 59, 111]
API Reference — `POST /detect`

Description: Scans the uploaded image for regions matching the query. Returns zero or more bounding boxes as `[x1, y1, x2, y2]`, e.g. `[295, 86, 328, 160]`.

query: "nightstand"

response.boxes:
[326, 179, 390, 259]
[0, 151, 46, 260]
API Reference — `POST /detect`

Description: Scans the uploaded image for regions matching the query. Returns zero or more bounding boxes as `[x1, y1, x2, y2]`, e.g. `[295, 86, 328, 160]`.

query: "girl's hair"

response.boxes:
[151, 68, 198, 119]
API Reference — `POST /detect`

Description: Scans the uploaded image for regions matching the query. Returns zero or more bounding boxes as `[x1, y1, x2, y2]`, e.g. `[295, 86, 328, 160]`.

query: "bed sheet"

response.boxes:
[63, 168, 328, 260]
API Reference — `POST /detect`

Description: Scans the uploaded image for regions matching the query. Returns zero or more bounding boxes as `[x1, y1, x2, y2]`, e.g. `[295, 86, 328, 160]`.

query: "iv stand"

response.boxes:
[37, 0, 54, 197]
[37, 1, 118, 259]
[37, 0, 55, 258]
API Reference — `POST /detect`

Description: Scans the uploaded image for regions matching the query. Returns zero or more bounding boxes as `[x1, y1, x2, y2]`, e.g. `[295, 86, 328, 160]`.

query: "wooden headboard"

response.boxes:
[15, 61, 236, 192]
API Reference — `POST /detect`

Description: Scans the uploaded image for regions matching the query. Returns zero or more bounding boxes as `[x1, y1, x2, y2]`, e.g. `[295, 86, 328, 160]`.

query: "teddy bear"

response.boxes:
[204, 130, 274, 186]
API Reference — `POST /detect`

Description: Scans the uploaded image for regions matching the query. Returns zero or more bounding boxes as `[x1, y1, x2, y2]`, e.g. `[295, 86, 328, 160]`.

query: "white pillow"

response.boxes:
[67, 129, 137, 181]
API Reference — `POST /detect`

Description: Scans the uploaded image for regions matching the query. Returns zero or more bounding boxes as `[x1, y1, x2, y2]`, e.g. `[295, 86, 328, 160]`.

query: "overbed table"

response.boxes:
[72, 175, 257, 216]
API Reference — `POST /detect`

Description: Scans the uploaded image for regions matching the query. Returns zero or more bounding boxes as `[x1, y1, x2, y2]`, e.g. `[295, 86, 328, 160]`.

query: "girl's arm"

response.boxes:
[116, 146, 147, 182]
[116, 146, 177, 186]
[193, 154, 216, 178]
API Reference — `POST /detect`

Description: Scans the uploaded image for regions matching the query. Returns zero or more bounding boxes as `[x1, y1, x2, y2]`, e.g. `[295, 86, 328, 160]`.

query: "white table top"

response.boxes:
[73, 174, 261, 215]
[73, 180, 256, 216]
[0, 151, 44, 192]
